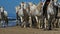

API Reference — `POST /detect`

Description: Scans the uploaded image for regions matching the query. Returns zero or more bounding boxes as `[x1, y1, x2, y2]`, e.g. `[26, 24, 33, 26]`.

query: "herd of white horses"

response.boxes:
[15, 0, 60, 30]
[0, 0, 60, 30]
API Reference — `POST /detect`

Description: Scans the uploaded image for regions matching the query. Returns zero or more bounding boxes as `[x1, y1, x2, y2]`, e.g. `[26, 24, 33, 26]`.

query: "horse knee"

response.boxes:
[20, 17, 23, 22]
[44, 18, 47, 28]
[35, 16, 38, 22]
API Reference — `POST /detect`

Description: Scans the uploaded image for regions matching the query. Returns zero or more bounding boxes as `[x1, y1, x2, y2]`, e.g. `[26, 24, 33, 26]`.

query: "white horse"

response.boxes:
[37, 2, 45, 29]
[15, 5, 23, 26]
[0, 7, 8, 19]
[16, 2, 31, 28]
[28, 2, 43, 28]
[0, 7, 8, 27]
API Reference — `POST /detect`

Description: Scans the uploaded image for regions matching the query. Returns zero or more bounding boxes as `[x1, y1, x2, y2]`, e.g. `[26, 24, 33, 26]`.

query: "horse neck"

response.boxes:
[28, 6, 30, 11]
[37, 2, 44, 12]
[22, 7, 27, 14]
[48, 2, 53, 8]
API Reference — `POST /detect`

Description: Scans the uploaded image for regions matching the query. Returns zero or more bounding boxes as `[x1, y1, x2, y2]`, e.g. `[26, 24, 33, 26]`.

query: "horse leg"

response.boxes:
[31, 16, 34, 27]
[38, 16, 41, 29]
[16, 14, 19, 26]
[5, 20, 8, 26]
[20, 16, 23, 24]
[3, 17, 8, 27]
[58, 19, 60, 28]
[2, 17, 5, 27]
[23, 21, 26, 28]
[38, 16, 43, 29]
[48, 15, 52, 30]
[6, 18, 8, 26]
[0, 19, 2, 27]
[23, 16, 28, 28]
[24, 16, 29, 28]
[21, 16, 24, 27]
[42, 16, 45, 28]
[0, 19, 1, 23]
[56, 19, 59, 28]
[22, 16, 27, 28]
[52, 18, 58, 28]
[51, 17, 55, 28]
[47, 14, 50, 28]
[29, 16, 32, 27]
[32, 16, 37, 28]
[35, 16, 39, 28]
[44, 17, 47, 29]
[40, 16, 43, 29]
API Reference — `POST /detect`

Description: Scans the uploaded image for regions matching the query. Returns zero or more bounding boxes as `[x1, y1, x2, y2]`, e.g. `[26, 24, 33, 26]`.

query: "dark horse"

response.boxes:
[43, 0, 51, 30]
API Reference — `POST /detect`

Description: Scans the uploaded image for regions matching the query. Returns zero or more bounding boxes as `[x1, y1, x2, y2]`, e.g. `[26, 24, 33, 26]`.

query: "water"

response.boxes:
[0, 20, 17, 27]
[8, 20, 16, 26]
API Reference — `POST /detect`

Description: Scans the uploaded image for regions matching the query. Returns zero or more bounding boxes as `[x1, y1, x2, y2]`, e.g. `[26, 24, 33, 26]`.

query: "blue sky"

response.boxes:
[0, 0, 60, 19]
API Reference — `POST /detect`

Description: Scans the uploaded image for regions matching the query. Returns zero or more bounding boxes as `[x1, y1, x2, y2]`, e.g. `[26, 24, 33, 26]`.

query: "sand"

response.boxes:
[0, 26, 60, 34]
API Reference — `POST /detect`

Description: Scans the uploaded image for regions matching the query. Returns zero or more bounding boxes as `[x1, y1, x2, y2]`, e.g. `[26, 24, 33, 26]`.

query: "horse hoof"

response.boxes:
[24, 26, 26, 28]
[29, 25, 31, 27]
[44, 29, 47, 31]
[47, 28, 52, 30]
[36, 26, 40, 29]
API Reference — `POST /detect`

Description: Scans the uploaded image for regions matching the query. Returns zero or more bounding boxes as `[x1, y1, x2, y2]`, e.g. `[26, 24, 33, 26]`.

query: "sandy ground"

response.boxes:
[0, 26, 60, 34]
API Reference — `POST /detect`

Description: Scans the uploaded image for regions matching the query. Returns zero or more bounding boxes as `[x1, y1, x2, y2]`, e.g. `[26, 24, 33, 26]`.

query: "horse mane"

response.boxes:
[15, 5, 20, 13]
[36, 2, 42, 11]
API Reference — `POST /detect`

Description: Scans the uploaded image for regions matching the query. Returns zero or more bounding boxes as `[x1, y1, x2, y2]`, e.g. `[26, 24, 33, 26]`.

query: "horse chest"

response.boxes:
[23, 9, 28, 16]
